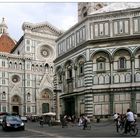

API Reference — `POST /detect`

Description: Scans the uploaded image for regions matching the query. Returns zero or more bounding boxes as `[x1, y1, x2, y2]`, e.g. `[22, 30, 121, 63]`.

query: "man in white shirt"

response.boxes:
[124, 108, 135, 134]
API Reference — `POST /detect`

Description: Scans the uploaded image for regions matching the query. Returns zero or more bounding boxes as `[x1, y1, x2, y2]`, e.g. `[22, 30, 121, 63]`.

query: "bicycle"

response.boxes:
[83, 122, 91, 130]
[118, 121, 138, 136]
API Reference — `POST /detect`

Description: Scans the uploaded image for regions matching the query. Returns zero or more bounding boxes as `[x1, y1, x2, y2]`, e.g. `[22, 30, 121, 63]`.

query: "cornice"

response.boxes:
[22, 21, 63, 36]
[56, 7, 140, 42]
[54, 34, 140, 63]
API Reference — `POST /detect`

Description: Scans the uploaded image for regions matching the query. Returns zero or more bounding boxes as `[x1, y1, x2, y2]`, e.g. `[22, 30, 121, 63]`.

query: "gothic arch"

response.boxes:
[64, 59, 74, 67]
[75, 55, 86, 64]
[112, 47, 132, 58]
[40, 88, 53, 100]
[90, 49, 112, 62]
[11, 95, 21, 103]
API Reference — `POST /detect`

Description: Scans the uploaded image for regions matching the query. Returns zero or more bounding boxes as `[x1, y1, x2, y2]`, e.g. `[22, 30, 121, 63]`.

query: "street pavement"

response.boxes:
[0, 119, 140, 138]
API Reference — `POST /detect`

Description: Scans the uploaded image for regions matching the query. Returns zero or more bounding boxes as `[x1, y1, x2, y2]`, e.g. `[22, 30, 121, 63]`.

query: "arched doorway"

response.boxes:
[11, 95, 21, 115]
[12, 106, 19, 114]
[40, 88, 54, 114]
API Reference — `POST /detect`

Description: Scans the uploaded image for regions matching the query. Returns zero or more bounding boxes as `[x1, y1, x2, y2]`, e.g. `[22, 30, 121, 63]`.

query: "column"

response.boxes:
[109, 91, 114, 115]
[131, 89, 136, 113]
[84, 61, 93, 87]
[131, 57, 135, 83]
[110, 61, 113, 84]
[84, 91, 93, 119]
[54, 89, 61, 122]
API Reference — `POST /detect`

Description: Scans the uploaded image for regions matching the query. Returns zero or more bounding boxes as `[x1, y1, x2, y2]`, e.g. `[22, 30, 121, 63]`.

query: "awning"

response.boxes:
[42, 112, 56, 116]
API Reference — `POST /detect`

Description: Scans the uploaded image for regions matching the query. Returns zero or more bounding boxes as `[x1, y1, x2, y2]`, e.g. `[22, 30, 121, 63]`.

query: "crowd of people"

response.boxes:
[60, 114, 90, 130]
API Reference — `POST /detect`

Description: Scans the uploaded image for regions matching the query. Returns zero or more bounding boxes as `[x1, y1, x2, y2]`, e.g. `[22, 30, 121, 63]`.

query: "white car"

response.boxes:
[21, 116, 27, 122]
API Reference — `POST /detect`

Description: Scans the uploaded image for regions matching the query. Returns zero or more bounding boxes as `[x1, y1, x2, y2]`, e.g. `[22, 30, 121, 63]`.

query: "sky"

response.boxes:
[0, 2, 78, 41]
[0, 0, 139, 41]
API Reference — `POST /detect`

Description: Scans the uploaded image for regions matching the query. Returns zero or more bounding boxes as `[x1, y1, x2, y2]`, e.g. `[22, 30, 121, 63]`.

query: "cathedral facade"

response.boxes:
[0, 18, 62, 116]
[54, 3, 140, 120]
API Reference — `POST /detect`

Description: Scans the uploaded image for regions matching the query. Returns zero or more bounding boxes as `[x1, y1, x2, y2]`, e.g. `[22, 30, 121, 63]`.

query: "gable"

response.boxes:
[32, 25, 59, 36]
[22, 21, 63, 37]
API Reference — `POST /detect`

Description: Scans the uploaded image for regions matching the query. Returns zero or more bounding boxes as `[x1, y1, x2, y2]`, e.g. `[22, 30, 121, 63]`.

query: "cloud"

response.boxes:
[0, 2, 77, 40]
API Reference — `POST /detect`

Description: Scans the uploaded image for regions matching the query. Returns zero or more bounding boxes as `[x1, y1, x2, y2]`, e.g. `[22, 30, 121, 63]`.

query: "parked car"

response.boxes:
[1, 115, 25, 131]
[20, 116, 27, 122]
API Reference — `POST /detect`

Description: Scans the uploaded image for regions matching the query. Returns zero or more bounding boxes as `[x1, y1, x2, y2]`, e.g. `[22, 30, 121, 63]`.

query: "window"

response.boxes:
[9, 62, 12, 68]
[19, 63, 22, 69]
[2, 72, 5, 78]
[82, 7, 87, 18]
[119, 57, 126, 69]
[27, 106, 30, 113]
[32, 106, 35, 113]
[27, 63, 30, 70]
[79, 61, 84, 76]
[133, 18, 140, 33]
[2, 61, 5, 67]
[113, 19, 129, 35]
[2, 92, 6, 100]
[26, 46, 30, 52]
[67, 65, 72, 79]
[27, 93, 31, 101]
[58, 72, 62, 83]
[2, 79, 5, 84]
[26, 39, 30, 44]
[97, 57, 106, 71]
[27, 81, 30, 86]
[15, 62, 17, 69]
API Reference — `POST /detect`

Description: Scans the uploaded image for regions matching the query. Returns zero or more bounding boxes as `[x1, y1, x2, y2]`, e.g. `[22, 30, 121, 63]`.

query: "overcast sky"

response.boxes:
[0, 3, 77, 41]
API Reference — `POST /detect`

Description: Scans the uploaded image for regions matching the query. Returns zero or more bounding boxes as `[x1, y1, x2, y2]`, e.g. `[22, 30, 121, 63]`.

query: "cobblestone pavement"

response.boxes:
[0, 120, 140, 138]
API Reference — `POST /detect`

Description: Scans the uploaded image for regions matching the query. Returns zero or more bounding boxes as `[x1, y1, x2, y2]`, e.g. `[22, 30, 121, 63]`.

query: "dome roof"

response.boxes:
[0, 18, 16, 53]
[0, 34, 16, 53]
[90, 2, 140, 14]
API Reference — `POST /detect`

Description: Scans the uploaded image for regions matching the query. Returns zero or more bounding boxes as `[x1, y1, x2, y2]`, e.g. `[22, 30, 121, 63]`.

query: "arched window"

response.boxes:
[78, 61, 84, 76]
[32, 64, 34, 71]
[58, 71, 62, 83]
[19, 63, 22, 69]
[2, 92, 6, 100]
[82, 7, 87, 18]
[9, 62, 12, 68]
[96, 57, 106, 71]
[67, 65, 72, 79]
[119, 57, 126, 69]
[27, 93, 31, 101]
[15, 62, 17, 69]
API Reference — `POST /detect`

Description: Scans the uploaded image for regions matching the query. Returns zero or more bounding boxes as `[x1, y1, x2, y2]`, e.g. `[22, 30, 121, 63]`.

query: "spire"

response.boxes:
[0, 17, 8, 35]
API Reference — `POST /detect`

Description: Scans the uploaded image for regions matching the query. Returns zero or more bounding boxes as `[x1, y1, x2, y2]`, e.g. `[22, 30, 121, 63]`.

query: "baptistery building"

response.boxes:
[54, 3, 140, 120]
[0, 18, 62, 116]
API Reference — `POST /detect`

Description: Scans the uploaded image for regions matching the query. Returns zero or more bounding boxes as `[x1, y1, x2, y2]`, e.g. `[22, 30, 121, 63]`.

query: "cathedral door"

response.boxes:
[12, 106, 19, 115]
[42, 103, 49, 113]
